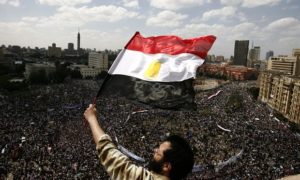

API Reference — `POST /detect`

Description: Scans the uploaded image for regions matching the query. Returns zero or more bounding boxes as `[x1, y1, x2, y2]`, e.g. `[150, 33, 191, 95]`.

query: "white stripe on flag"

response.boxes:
[108, 49, 204, 82]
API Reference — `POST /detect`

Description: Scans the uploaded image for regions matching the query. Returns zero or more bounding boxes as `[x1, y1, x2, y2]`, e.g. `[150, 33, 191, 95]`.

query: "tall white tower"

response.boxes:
[77, 28, 80, 54]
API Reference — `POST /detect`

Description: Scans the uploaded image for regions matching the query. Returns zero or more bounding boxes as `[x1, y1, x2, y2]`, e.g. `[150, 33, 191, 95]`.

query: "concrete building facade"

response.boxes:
[258, 71, 300, 125]
[292, 48, 300, 57]
[69, 64, 102, 78]
[88, 52, 108, 71]
[68, 51, 108, 78]
[267, 56, 300, 76]
[79, 66, 102, 78]
[289, 81, 300, 123]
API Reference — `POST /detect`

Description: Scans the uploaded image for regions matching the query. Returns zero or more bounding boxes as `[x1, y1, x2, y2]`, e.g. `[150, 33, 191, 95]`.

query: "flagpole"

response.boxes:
[92, 31, 140, 106]
[124, 31, 139, 48]
[83, 31, 140, 127]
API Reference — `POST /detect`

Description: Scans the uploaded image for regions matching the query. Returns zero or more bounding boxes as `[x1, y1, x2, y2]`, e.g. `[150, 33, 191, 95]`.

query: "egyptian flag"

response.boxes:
[97, 32, 216, 110]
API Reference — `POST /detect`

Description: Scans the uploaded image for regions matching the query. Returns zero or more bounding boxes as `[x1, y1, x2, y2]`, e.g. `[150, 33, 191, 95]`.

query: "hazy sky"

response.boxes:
[0, 0, 299, 58]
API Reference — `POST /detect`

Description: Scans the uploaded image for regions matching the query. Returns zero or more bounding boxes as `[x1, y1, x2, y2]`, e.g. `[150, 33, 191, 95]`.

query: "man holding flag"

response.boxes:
[84, 104, 194, 180]
[85, 32, 216, 179]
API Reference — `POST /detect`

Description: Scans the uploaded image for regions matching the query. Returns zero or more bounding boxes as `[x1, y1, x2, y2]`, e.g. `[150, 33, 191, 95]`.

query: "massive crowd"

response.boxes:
[0, 79, 300, 179]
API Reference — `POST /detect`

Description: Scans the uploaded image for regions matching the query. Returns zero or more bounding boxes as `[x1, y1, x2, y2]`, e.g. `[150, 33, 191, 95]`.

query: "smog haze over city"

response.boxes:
[0, 0, 300, 58]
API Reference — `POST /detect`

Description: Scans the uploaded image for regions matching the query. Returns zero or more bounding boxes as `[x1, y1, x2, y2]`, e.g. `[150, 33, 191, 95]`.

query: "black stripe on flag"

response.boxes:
[98, 74, 196, 110]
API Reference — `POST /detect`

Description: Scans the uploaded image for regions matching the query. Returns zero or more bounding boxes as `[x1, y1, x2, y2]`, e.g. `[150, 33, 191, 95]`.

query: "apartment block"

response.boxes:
[88, 52, 108, 71]
[258, 71, 300, 124]
[289, 81, 300, 123]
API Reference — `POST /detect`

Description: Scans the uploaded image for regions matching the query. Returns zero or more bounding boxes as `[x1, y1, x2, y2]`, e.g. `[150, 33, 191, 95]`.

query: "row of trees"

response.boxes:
[0, 61, 108, 92]
[197, 72, 228, 80]
[197, 71, 258, 81]
[225, 91, 244, 113]
[28, 62, 108, 84]
[29, 61, 70, 84]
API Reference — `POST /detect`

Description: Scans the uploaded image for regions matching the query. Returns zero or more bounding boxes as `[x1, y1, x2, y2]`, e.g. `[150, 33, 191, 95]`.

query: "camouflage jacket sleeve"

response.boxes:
[96, 134, 168, 180]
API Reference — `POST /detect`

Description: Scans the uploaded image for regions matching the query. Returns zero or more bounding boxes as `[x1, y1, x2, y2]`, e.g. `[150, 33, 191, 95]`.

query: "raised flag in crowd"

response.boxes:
[97, 32, 216, 109]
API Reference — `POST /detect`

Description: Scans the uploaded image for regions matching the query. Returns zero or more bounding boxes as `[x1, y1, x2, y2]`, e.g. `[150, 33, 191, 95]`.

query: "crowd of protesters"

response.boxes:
[0, 79, 300, 179]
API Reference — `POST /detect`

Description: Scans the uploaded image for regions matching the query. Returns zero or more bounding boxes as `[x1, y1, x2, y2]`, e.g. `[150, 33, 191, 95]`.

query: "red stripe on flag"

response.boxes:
[126, 32, 216, 59]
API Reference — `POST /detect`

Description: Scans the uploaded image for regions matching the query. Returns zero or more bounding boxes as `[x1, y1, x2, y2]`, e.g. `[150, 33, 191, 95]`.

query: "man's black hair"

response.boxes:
[163, 135, 194, 180]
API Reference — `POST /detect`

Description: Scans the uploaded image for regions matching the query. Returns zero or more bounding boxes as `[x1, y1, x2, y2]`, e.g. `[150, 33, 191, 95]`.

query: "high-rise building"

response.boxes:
[248, 46, 261, 67]
[266, 50, 274, 60]
[70, 52, 108, 78]
[233, 40, 249, 66]
[249, 46, 260, 61]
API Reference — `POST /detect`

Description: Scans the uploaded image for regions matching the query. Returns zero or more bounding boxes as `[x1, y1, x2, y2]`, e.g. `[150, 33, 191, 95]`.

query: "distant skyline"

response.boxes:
[0, 0, 300, 58]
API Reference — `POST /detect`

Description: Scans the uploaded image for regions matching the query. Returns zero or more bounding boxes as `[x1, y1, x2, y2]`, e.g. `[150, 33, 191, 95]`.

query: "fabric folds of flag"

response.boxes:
[98, 32, 216, 109]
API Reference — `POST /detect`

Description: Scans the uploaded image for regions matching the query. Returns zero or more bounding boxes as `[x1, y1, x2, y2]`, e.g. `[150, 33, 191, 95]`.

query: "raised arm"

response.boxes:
[83, 104, 157, 179]
[84, 104, 105, 144]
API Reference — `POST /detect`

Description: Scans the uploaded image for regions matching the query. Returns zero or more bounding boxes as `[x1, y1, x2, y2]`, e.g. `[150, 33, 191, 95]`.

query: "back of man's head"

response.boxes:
[163, 135, 194, 180]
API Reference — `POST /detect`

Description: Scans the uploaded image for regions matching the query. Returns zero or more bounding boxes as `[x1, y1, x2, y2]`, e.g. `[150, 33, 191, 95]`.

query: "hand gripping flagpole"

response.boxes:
[83, 69, 112, 127]
[84, 31, 140, 127]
